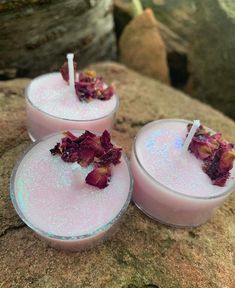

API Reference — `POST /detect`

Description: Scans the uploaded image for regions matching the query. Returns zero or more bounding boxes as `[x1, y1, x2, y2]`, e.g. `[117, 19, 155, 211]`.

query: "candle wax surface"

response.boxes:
[14, 134, 131, 237]
[27, 73, 118, 121]
[135, 120, 235, 198]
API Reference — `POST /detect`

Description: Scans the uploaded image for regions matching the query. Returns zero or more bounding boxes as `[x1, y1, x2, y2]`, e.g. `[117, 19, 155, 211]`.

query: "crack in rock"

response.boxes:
[0, 223, 25, 238]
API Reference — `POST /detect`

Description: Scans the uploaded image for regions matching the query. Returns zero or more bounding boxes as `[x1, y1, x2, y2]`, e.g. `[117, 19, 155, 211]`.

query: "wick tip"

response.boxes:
[66, 53, 74, 60]
[194, 120, 200, 128]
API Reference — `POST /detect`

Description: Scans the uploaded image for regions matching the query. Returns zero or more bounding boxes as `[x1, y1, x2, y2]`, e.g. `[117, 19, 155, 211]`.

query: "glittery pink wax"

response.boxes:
[26, 73, 118, 141]
[130, 119, 235, 227]
[11, 131, 132, 251]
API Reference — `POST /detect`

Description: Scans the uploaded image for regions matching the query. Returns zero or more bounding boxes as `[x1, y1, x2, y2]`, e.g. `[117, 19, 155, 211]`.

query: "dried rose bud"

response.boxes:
[188, 125, 229, 161]
[60, 61, 77, 83]
[209, 133, 222, 150]
[75, 70, 114, 102]
[189, 139, 212, 160]
[188, 124, 235, 186]
[219, 145, 235, 173]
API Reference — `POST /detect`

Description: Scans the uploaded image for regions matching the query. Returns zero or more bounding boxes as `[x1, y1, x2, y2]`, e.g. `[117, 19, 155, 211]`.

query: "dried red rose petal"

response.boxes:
[98, 86, 114, 100]
[79, 135, 104, 158]
[78, 148, 95, 167]
[60, 61, 77, 83]
[189, 138, 212, 160]
[75, 70, 114, 102]
[85, 166, 111, 189]
[219, 145, 235, 172]
[61, 149, 80, 163]
[187, 124, 235, 186]
[50, 130, 121, 189]
[188, 124, 215, 160]
[63, 131, 79, 141]
[100, 130, 113, 151]
[50, 143, 62, 155]
[97, 148, 122, 166]
[212, 173, 230, 187]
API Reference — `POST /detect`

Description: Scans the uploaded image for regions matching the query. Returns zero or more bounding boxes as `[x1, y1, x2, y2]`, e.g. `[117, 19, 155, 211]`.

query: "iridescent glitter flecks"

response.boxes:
[137, 121, 235, 197]
[14, 133, 131, 237]
[27, 73, 118, 121]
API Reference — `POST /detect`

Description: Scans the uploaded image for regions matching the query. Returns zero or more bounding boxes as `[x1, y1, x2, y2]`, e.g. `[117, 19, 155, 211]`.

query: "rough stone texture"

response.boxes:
[0, 0, 116, 79]
[141, 0, 196, 41]
[0, 62, 235, 288]
[114, 1, 190, 88]
[119, 9, 169, 84]
[114, 0, 195, 41]
[115, 0, 235, 121]
[190, 0, 235, 121]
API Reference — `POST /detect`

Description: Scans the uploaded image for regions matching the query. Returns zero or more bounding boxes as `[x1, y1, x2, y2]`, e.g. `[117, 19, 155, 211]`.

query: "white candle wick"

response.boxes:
[71, 162, 83, 187]
[66, 53, 75, 90]
[182, 120, 200, 153]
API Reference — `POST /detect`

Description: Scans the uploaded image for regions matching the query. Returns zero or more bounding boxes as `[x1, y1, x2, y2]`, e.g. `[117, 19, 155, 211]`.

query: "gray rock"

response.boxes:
[0, 0, 116, 79]
[190, 0, 235, 120]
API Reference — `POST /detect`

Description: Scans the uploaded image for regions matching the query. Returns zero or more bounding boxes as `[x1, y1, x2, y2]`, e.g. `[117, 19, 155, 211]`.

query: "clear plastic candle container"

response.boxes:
[130, 119, 235, 227]
[10, 131, 132, 251]
[26, 73, 119, 141]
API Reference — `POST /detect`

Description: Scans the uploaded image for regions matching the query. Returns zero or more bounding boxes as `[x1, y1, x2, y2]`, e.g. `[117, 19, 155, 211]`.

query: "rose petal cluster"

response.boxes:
[60, 62, 114, 102]
[75, 71, 114, 102]
[187, 124, 235, 186]
[50, 130, 122, 189]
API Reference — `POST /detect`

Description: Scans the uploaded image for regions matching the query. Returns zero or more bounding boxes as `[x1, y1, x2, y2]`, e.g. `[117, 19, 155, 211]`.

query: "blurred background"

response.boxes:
[1, 0, 235, 120]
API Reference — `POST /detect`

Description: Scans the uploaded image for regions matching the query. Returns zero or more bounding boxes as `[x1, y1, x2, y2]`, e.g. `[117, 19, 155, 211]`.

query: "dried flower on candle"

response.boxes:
[74, 70, 114, 102]
[50, 142, 62, 155]
[96, 148, 122, 166]
[203, 144, 235, 186]
[85, 166, 112, 189]
[100, 130, 113, 151]
[60, 61, 77, 83]
[187, 124, 235, 186]
[50, 130, 122, 189]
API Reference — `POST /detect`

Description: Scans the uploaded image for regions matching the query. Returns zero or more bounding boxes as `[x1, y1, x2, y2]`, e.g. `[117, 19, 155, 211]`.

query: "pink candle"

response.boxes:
[26, 73, 118, 141]
[131, 119, 235, 227]
[11, 131, 132, 251]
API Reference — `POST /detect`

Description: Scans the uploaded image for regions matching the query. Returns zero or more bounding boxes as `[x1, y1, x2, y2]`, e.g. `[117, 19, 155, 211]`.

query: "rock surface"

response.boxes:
[0, 0, 116, 79]
[119, 9, 169, 84]
[114, 0, 192, 88]
[114, 0, 195, 43]
[190, 0, 235, 121]
[115, 0, 235, 120]
[0, 62, 235, 288]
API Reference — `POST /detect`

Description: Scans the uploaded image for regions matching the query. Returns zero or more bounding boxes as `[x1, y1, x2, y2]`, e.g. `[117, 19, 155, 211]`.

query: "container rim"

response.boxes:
[133, 118, 235, 200]
[25, 72, 119, 122]
[10, 130, 133, 241]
